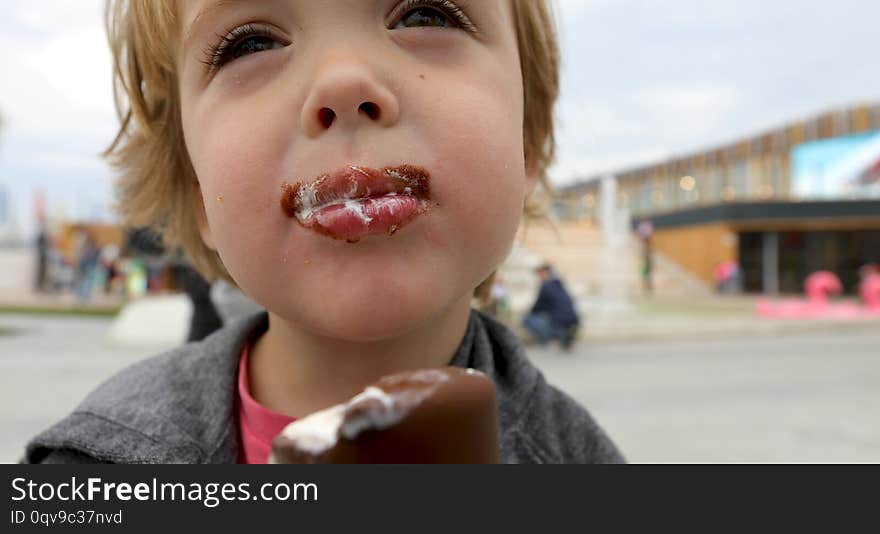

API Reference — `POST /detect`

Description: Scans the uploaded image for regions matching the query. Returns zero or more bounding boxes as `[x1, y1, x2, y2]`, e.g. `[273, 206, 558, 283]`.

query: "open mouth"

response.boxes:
[281, 165, 432, 243]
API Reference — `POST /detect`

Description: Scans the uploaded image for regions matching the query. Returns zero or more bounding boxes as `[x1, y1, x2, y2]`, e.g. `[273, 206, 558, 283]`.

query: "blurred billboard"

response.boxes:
[792, 130, 880, 199]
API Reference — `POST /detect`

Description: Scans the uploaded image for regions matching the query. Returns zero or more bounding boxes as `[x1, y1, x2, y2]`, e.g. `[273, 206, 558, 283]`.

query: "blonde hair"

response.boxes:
[104, 0, 560, 283]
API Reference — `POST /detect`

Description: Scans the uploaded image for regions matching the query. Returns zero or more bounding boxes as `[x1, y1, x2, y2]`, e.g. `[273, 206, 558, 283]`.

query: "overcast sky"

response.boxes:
[1, 0, 879, 236]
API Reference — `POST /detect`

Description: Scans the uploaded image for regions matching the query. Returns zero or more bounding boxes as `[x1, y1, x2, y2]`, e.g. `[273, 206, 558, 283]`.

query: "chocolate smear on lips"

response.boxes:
[281, 165, 432, 243]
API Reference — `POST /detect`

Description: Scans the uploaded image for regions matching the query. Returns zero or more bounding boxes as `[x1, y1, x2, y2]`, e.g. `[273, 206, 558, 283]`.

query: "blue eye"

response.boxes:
[204, 24, 288, 71]
[390, 0, 476, 33]
[394, 7, 457, 29]
[230, 35, 284, 60]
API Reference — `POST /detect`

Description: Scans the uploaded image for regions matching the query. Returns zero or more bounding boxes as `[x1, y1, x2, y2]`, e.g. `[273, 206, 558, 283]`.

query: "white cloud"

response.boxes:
[0, 0, 115, 236]
[12, 0, 104, 35]
[22, 28, 115, 118]
[634, 85, 739, 118]
[2, 0, 115, 137]
[549, 0, 880, 186]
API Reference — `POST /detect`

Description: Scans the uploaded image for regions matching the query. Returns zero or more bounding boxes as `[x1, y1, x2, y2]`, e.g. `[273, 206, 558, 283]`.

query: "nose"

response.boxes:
[301, 62, 400, 137]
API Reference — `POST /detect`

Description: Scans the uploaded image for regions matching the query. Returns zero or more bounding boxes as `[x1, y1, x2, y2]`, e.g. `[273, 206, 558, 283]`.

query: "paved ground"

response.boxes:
[0, 314, 168, 463]
[1, 312, 878, 463]
[529, 328, 880, 462]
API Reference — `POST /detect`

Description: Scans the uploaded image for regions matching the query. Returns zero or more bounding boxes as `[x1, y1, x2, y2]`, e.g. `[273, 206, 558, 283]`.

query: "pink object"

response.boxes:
[714, 261, 735, 282]
[862, 274, 880, 310]
[236, 343, 297, 464]
[804, 271, 842, 305]
[756, 297, 878, 319]
[757, 270, 880, 320]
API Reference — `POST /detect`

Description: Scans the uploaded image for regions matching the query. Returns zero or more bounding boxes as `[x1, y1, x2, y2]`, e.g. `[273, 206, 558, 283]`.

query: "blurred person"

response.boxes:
[74, 232, 100, 302]
[478, 273, 510, 321]
[637, 220, 654, 295]
[486, 275, 511, 321]
[522, 264, 580, 351]
[174, 258, 262, 342]
[173, 262, 224, 342]
[714, 260, 742, 294]
[146, 256, 169, 293]
[34, 221, 50, 293]
[125, 227, 169, 295]
[45, 243, 74, 294]
[99, 243, 121, 295]
[211, 279, 264, 325]
[641, 242, 654, 295]
[124, 257, 149, 298]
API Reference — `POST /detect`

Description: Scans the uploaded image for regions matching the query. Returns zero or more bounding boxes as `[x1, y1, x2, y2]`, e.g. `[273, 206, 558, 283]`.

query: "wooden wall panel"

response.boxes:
[651, 223, 738, 284]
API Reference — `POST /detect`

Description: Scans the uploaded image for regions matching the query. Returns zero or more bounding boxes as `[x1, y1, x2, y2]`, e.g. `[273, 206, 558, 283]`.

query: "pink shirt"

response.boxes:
[235, 343, 296, 464]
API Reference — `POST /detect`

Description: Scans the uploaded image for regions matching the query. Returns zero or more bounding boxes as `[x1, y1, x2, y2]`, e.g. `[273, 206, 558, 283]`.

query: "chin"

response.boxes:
[317, 308, 431, 342]
[281, 280, 458, 343]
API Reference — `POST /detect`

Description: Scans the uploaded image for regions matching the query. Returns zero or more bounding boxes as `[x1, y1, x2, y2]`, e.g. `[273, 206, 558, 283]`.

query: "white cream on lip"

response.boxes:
[294, 168, 423, 225]
[342, 199, 374, 224]
[303, 194, 424, 227]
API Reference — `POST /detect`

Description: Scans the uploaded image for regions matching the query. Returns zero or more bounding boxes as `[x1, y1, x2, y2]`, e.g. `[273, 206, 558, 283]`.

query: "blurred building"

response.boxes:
[55, 223, 125, 264]
[53, 223, 186, 296]
[557, 103, 880, 294]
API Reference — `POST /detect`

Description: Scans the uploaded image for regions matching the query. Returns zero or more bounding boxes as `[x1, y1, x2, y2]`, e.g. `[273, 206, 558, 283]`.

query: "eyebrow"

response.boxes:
[183, 0, 249, 51]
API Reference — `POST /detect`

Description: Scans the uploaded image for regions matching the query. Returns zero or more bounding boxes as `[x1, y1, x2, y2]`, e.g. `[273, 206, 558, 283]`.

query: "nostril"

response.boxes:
[359, 102, 381, 121]
[318, 108, 336, 129]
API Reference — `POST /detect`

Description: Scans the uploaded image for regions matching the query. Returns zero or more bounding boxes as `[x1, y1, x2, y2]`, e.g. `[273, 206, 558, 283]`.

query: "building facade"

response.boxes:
[557, 103, 880, 294]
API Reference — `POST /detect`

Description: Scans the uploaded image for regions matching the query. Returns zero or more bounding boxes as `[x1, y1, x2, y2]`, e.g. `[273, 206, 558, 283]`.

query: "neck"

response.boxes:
[248, 295, 473, 417]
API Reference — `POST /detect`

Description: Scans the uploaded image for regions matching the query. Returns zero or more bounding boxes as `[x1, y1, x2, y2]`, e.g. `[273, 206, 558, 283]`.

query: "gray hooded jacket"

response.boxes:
[24, 310, 624, 464]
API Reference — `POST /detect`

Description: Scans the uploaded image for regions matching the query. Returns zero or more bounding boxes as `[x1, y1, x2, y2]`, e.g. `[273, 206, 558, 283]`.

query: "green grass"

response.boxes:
[632, 295, 866, 318]
[0, 305, 121, 318]
[631, 297, 755, 317]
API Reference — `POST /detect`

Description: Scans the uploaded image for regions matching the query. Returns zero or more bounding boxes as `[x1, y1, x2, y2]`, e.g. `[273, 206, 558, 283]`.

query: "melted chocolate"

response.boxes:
[280, 165, 431, 219]
[280, 165, 432, 242]
[270, 367, 499, 464]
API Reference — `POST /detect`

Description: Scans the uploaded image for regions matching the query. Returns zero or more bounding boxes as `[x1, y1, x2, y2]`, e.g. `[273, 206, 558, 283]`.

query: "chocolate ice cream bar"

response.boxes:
[269, 367, 499, 464]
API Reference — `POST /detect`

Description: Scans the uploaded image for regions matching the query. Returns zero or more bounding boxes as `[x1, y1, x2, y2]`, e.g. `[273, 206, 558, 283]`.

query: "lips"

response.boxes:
[281, 165, 432, 243]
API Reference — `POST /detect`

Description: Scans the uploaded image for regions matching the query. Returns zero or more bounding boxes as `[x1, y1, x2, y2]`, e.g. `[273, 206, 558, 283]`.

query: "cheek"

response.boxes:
[425, 85, 527, 274]
[185, 104, 292, 273]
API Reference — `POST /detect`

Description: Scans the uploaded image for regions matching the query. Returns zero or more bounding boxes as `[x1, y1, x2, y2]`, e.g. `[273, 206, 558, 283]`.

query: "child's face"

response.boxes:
[178, 0, 533, 340]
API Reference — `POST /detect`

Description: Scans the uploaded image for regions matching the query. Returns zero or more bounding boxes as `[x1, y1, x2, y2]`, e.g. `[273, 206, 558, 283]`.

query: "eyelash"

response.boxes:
[392, 0, 477, 33]
[201, 23, 285, 72]
[200, 0, 476, 73]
